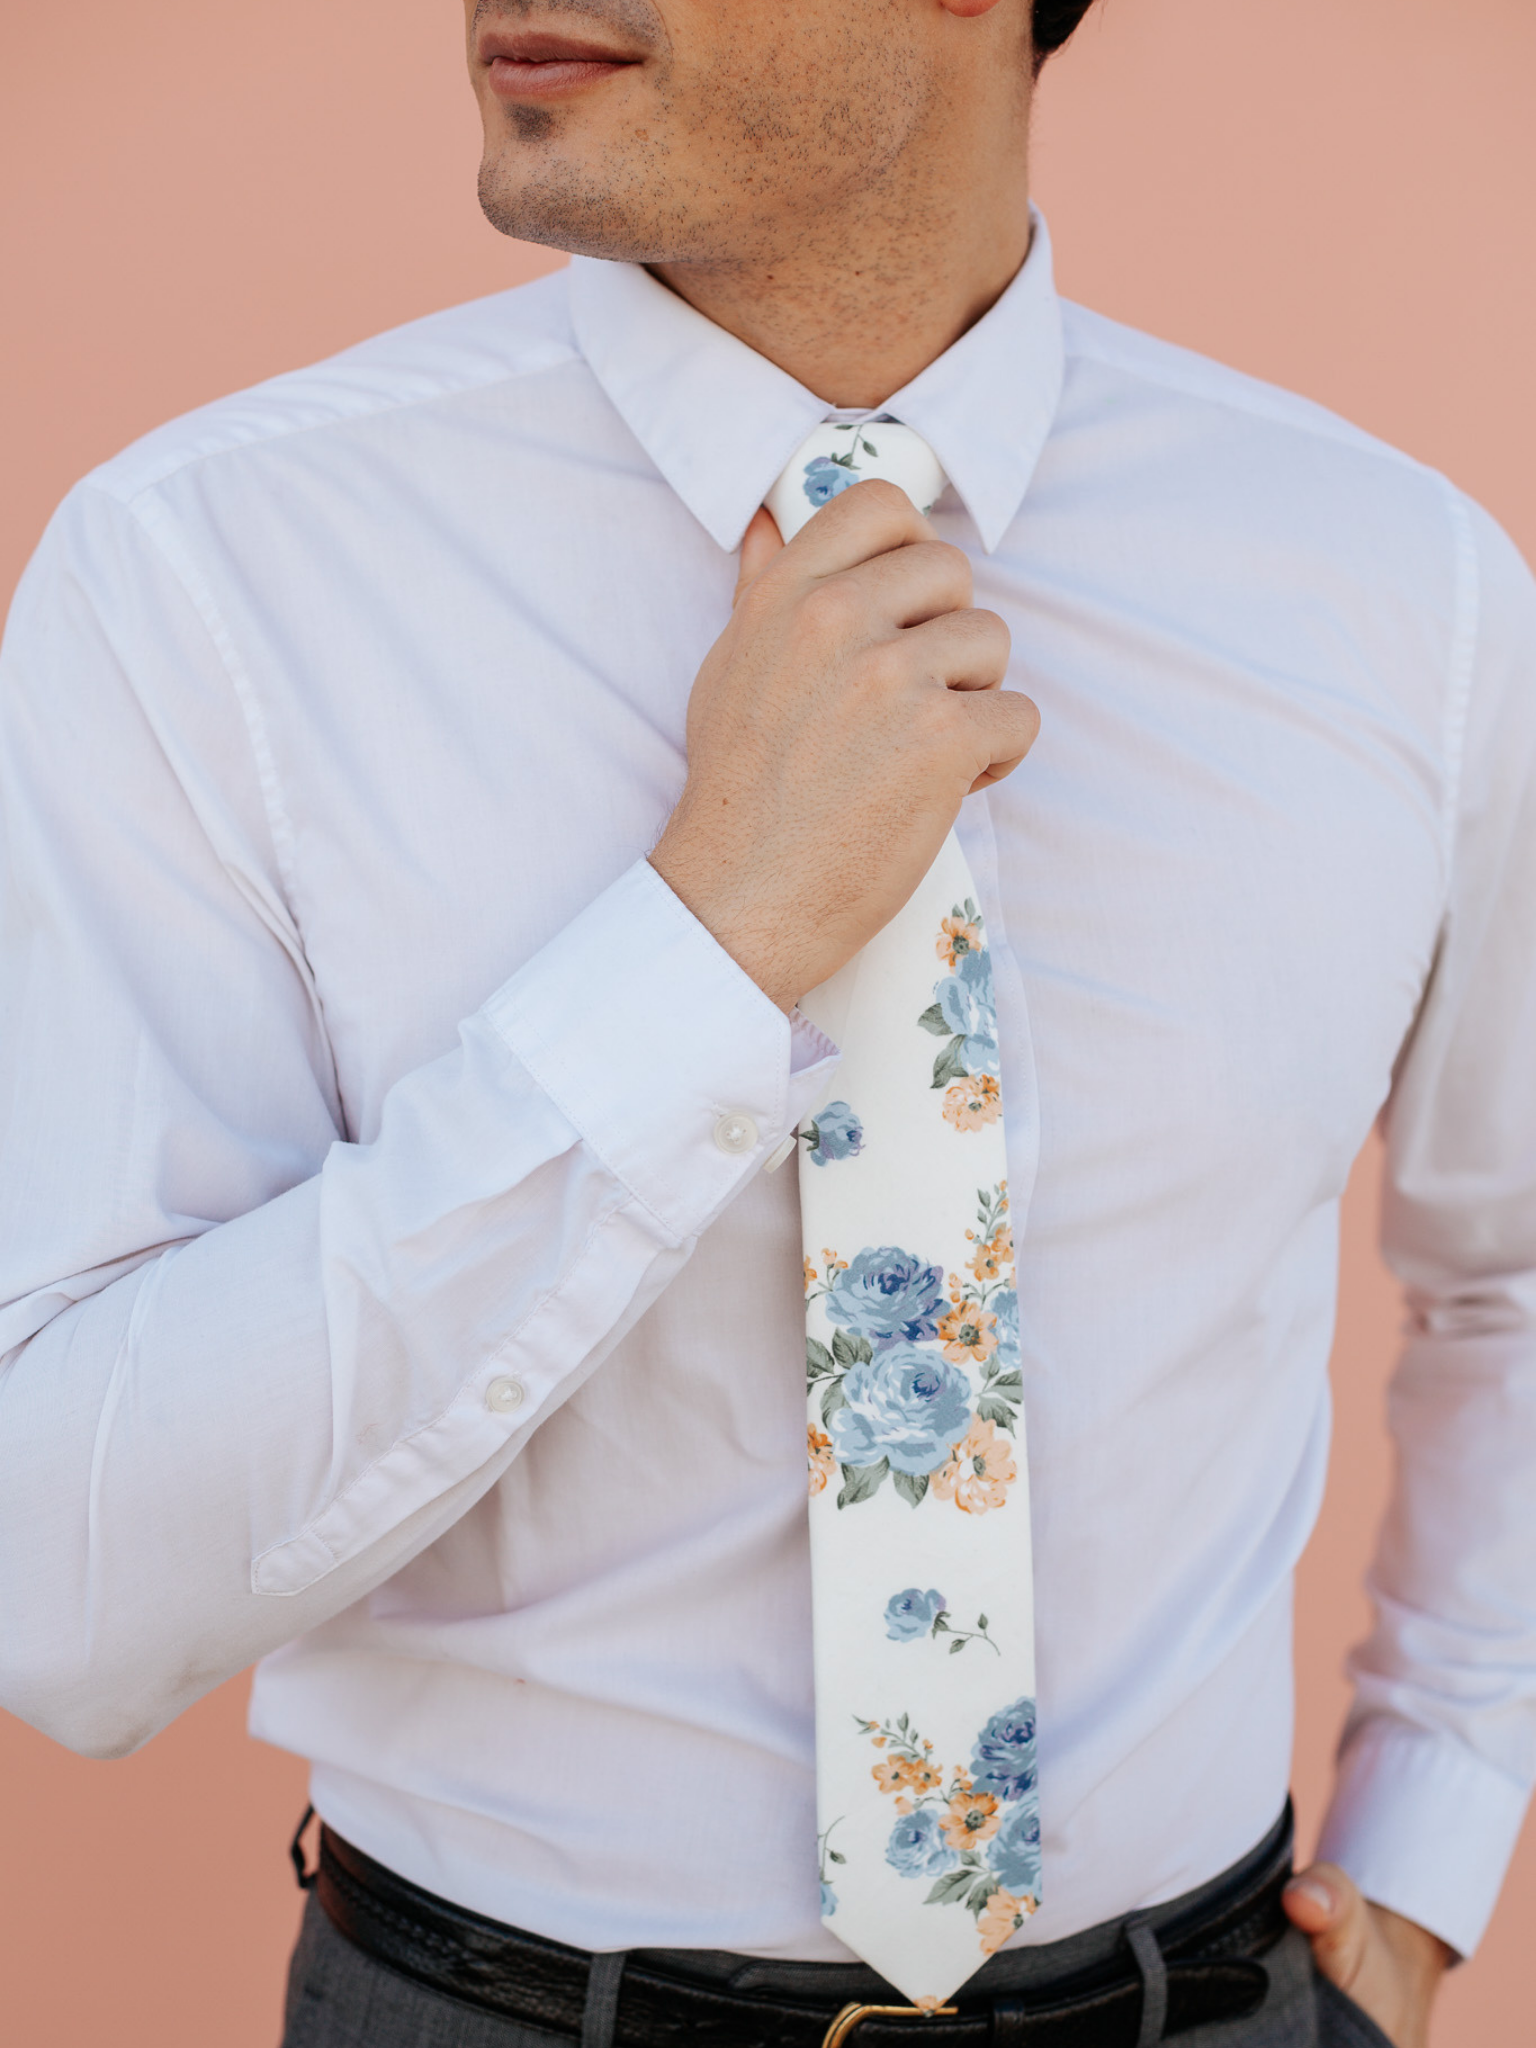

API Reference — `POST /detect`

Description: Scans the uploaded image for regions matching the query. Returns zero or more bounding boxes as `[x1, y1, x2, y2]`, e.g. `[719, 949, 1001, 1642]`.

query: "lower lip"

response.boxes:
[488, 55, 633, 98]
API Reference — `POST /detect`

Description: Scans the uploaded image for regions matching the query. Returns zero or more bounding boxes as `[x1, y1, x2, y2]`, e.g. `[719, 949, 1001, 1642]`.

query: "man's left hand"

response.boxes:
[1283, 1861, 1454, 2048]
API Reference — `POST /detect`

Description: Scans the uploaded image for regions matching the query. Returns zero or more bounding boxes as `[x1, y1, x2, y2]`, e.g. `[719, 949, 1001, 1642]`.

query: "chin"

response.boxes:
[477, 160, 707, 266]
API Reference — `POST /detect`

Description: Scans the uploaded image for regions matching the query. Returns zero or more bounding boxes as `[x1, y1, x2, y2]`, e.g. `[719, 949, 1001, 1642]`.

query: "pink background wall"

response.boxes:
[1, 2, 1531, 2041]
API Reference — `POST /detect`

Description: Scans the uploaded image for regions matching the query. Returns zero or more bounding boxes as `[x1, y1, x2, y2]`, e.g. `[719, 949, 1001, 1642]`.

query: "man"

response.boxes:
[1, 0, 1531, 2043]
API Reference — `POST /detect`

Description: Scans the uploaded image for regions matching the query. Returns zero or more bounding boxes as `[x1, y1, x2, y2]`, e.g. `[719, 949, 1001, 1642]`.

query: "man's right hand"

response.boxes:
[649, 479, 1039, 1012]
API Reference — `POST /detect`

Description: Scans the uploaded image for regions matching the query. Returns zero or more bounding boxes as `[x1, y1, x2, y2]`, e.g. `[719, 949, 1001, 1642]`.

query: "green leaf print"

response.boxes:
[931, 1037, 971, 1089]
[837, 1458, 890, 1508]
[924, 1869, 977, 1908]
[891, 1469, 930, 1509]
[806, 1338, 836, 1382]
[831, 1327, 874, 1369]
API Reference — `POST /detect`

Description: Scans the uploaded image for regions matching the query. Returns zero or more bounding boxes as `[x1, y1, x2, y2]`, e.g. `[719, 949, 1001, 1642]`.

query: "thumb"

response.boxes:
[1284, 1861, 1371, 1991]
[734, 505, 786, 605]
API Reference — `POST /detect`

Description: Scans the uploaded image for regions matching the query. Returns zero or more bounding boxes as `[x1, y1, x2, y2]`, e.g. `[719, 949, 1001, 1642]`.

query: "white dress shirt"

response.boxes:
[2, 217, 1534, 1965]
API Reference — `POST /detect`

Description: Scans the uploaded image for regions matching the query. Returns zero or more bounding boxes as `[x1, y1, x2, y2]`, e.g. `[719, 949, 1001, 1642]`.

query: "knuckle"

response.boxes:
[798, 575, 864, 641]
[962, 606, 1011, 655]
[961, 608, 1010, 658]
[1002, 695, 1041, 752]
[902, 541, 972, 606]
[933, 540, 975, 588]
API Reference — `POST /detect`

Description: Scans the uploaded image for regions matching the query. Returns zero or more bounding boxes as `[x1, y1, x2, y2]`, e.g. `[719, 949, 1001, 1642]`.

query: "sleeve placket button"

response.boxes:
[485, 1374, 526, 1415]
[712, 1111, 759, 1156]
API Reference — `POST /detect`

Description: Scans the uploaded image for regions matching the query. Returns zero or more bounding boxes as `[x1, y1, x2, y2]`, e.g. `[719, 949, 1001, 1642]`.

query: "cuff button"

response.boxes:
[713, 1111, 759, 1156]
[485, 1374, 526, 1415]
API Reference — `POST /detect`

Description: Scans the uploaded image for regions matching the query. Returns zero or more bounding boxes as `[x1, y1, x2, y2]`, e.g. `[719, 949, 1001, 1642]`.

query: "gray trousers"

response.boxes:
[281, 1894, 1394, 2048]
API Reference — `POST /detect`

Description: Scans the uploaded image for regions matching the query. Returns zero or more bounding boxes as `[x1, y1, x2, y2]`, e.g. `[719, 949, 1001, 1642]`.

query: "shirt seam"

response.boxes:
[93, 342, 584, 510]
[1061, 308, 1433, 482]
[107, 485, 304, 919]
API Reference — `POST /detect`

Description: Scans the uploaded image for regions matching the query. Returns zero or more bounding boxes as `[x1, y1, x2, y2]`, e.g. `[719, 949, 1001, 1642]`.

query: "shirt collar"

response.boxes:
[567, 207, 1064, 556]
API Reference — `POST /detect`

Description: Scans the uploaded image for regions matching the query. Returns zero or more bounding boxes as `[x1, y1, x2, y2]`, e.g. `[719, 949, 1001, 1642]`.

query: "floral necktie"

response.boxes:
[768, 422, 1040, 2010]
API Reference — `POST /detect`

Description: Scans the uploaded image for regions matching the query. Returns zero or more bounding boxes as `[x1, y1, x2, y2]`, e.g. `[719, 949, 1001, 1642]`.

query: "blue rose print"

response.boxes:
[884, 1587, 948, 1641]
[830, 1346, 973, 1475]
[991, 1287, 1020, 1366]
[820, 1881, 839, 1916]
[829, 1247, 945, 1349]
[885, 1807, 959, 1880]
[970, 1696, 1038, 1803]
[935, 949, 1000, 1077]
[987, 1799, 1042, 1894]
[802, 455, 860, 509]
[808, 1100, 864, 1166]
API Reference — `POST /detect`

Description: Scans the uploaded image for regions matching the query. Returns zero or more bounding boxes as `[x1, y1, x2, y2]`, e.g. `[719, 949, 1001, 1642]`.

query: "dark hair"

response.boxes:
[1032, 0, 1098, 62]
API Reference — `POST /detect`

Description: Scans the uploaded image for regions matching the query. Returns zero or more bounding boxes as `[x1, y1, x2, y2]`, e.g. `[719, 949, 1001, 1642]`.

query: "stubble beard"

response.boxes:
[475, 0, 931, 273]
[477, 121, 715, 268]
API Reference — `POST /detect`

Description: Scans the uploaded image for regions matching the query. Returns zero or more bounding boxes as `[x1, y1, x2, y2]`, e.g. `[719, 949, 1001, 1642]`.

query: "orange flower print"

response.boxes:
[969, 1225, 1014, 1283]
[940, 1789, 1000, 1851]
[803, 1256, 817, 1296]
[942, 1074, 1002, 1131]
[936, 915, 983, 970]
[978, 1888, 1036, 1955]
[872, 1758, 910, 1795]
[938, 1303, 998, 1367]
[932, 1418, 1017, 1515]
[808, 1426, 836, 1497]
[903, 1757, 943, 1794]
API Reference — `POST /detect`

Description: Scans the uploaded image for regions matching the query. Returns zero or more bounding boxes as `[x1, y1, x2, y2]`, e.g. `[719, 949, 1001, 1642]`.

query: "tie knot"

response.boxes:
[766, 421, 947, 542]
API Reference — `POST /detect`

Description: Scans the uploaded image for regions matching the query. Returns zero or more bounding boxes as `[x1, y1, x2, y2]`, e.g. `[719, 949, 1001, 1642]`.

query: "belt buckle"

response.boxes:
[822, 2002, 960, 2048]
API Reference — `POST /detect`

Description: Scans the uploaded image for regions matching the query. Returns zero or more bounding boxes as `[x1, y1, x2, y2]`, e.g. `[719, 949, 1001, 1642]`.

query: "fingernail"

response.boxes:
[1286, 1876, 1335, 1914]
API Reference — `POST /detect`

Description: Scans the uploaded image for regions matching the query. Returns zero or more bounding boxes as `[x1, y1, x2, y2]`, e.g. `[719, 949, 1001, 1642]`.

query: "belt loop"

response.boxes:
[582, 1950, 628, 2048]
[989, 1994, 1029, 2045]
[288, 1805, 318, 1891]
[1123, 1915, 1167, 2047]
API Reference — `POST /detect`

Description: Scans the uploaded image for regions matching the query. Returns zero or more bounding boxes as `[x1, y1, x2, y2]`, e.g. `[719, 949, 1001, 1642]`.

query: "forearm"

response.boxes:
[0, 864, 832, 1756]
[0, 1040, 671, 1752]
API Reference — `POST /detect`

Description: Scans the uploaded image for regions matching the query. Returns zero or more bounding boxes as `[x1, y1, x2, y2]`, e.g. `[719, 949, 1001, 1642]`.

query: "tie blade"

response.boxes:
[800, 826, 1040, 2004]
[823, 1887, 1023, 2010]
[782, 424, 1037, 1998]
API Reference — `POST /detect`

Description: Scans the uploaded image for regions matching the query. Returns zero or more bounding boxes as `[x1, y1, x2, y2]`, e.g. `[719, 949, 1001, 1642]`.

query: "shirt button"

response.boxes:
[485, 1374, 526, 1415]
[713, 1111, 759, 1156]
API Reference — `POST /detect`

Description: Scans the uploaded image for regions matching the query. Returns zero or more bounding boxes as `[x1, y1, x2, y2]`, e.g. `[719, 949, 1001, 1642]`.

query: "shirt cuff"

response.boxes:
[484, 858, 837, 1242]
[1316, 1717, 1531, 1957]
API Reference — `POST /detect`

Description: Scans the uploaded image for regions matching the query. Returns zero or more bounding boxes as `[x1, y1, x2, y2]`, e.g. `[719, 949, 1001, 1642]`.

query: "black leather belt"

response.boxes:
[299, 1804, 1292, 2047]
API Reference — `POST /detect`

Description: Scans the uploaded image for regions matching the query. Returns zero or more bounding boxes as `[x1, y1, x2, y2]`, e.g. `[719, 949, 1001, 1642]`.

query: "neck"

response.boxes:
[649, 160, 1032, 411]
